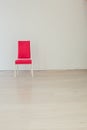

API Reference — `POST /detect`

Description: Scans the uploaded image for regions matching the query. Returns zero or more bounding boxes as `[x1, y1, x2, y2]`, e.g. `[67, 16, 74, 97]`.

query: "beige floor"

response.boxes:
[0, 70, 87, 130]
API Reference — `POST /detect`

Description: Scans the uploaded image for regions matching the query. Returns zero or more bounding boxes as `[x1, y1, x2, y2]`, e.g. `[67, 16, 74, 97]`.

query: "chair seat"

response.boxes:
[15, 59, 32, 64]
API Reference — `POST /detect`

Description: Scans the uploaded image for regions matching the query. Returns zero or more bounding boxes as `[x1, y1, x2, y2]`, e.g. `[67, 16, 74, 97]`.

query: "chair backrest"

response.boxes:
[18, 41, 31, 58]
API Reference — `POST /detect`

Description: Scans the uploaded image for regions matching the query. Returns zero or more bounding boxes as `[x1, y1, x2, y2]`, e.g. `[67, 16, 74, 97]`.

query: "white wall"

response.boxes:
[0, 0, 87, 70]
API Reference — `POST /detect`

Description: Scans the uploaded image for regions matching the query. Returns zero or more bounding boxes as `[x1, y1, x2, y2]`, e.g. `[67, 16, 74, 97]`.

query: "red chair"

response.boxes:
[15, 40, 33, 77]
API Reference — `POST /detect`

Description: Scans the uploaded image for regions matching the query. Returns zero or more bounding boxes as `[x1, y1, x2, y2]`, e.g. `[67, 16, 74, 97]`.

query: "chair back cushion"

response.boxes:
[18, 41, 31, 58]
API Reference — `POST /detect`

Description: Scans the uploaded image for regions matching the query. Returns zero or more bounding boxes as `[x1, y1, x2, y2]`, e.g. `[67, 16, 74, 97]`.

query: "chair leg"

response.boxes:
[17, 65, 19, 76]
[14, 65, 18, 77]
[14, 64, 17, 77]
[31, 64, 34, 77]
[14, 71, 16, 77]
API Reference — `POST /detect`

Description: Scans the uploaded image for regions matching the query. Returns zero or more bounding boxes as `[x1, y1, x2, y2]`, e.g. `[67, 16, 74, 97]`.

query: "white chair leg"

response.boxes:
[31, 64, 34, 77]
[14, 65, 19, 77]
[31, 70, 33, 77]
[14, 70, 16, 77]
[14, 65, 17, 77]
[16, 65, 18, 76]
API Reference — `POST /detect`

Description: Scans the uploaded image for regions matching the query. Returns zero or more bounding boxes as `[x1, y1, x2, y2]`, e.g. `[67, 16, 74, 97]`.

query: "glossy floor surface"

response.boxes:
[0, 70, 87, 130]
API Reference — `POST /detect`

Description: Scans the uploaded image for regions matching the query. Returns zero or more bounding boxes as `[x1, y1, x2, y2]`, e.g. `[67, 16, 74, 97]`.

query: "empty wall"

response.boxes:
[0, 0, 87, 70]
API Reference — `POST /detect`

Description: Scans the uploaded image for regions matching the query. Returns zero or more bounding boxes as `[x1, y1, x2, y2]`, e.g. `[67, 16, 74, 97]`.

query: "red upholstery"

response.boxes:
[15, 40, 32, 65]
[18, 41, 31, 58]
[15, 59, 32, 64]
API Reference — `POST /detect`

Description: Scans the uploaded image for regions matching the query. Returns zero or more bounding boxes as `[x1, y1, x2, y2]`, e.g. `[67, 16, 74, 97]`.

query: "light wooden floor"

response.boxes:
[0, 70, 87, 130]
